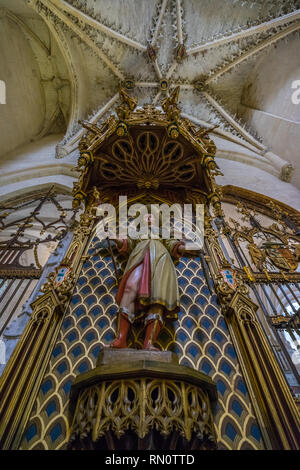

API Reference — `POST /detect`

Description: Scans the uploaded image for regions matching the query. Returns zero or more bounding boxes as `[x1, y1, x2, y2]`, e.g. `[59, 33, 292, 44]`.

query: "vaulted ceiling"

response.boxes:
[0, 0, 299, 191]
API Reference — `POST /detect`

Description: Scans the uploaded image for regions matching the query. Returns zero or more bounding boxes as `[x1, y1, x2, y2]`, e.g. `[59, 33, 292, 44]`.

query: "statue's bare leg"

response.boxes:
[110, 264, 143, 348]
[120, 264, 143, 316]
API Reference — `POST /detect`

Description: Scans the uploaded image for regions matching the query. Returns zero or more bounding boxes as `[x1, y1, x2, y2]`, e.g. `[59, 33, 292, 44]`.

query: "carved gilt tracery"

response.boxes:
[98, 131, 199, 189]
[69, 377, 216, 450]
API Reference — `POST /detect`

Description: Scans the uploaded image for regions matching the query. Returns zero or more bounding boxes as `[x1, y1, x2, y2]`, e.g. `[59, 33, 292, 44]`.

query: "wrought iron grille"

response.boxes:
[0, 187, 78, 346]
[214, 201, 300, 397]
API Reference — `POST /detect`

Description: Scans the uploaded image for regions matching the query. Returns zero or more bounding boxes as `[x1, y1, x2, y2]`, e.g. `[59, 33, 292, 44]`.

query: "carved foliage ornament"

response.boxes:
[41, 269, 76, 306]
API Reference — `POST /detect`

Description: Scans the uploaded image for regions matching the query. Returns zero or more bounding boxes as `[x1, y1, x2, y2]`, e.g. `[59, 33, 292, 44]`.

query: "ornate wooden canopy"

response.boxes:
[73, 87, 222, 213]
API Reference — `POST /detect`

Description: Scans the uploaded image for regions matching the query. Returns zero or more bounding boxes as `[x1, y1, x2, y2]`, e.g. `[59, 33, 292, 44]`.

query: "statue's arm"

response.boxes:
[163, 239, 185, 259]
[113, 238, 136, 254]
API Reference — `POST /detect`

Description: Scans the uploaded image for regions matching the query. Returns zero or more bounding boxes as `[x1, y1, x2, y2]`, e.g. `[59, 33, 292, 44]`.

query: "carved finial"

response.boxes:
[116, 87, 138, 120]
[162, 86, 180, 110]
[79, 120, 101, 135]
[196, 125, 219, 138]
[161, 86, 181, 121]
[120, 87, 137, 109]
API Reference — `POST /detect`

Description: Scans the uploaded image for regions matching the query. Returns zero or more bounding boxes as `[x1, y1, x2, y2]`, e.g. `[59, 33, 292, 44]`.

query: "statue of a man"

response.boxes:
[110, 213, 187, 351]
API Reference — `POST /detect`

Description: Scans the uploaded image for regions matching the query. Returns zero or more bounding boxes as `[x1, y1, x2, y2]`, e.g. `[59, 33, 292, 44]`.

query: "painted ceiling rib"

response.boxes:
[49, 0, 147, 51]
[41, 0, 125, 80]
[166, 61, 178, 79]
[4, 10, 50, 55]
[202, 91, 265, 152]
[186, 9, 300, 55]
[149, 1, 169, 81]
[153, 59, 163, 80]
[180, 112, 272, 161]
[56, 93, 119, 157]
[206, 21, 300, 84]
[151, 0, 169, 47]
[175, 0, 184, 45]
[136, 82, 160, 88]
[27, 0, 81, 149]
[200, 89, 294, 179]
[153, 91, 162, 105]
[53, 23, 80, 141]
[171, 83, 193, 89]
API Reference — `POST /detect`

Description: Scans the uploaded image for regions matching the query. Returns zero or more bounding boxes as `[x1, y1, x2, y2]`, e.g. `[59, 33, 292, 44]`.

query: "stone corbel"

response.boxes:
[263, 151, 294, 182]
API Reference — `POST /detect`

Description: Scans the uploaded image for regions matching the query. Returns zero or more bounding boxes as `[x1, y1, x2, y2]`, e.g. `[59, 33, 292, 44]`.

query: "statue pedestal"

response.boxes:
[68, 348, 218, 450]
[97, 347, 179, 366]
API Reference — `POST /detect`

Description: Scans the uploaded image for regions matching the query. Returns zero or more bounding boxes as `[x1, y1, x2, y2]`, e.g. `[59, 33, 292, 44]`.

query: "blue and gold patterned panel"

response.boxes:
[21, 236, 264, 450]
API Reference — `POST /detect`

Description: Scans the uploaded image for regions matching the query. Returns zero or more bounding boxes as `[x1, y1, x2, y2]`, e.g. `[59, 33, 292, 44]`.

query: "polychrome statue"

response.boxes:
[110, 213, 187, 351]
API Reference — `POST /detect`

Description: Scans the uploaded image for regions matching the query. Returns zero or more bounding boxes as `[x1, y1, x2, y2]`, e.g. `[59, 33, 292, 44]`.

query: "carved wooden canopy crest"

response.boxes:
[73, 88, 222, 211]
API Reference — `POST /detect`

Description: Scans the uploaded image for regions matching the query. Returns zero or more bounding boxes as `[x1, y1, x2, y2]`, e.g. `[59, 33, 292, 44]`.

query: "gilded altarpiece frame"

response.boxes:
[1, 89, 299, 450]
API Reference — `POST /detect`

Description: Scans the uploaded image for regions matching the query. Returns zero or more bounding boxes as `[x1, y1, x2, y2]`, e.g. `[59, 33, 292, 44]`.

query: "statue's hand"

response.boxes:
[178, 242, 204, 257]
[177, 244, 186, 255]
[112, 238, 124, 249]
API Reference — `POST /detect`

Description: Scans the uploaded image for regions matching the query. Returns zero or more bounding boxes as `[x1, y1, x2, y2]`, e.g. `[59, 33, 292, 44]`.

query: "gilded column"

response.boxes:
[0, 209, 96, 449]
[224, 290, 300, 449]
